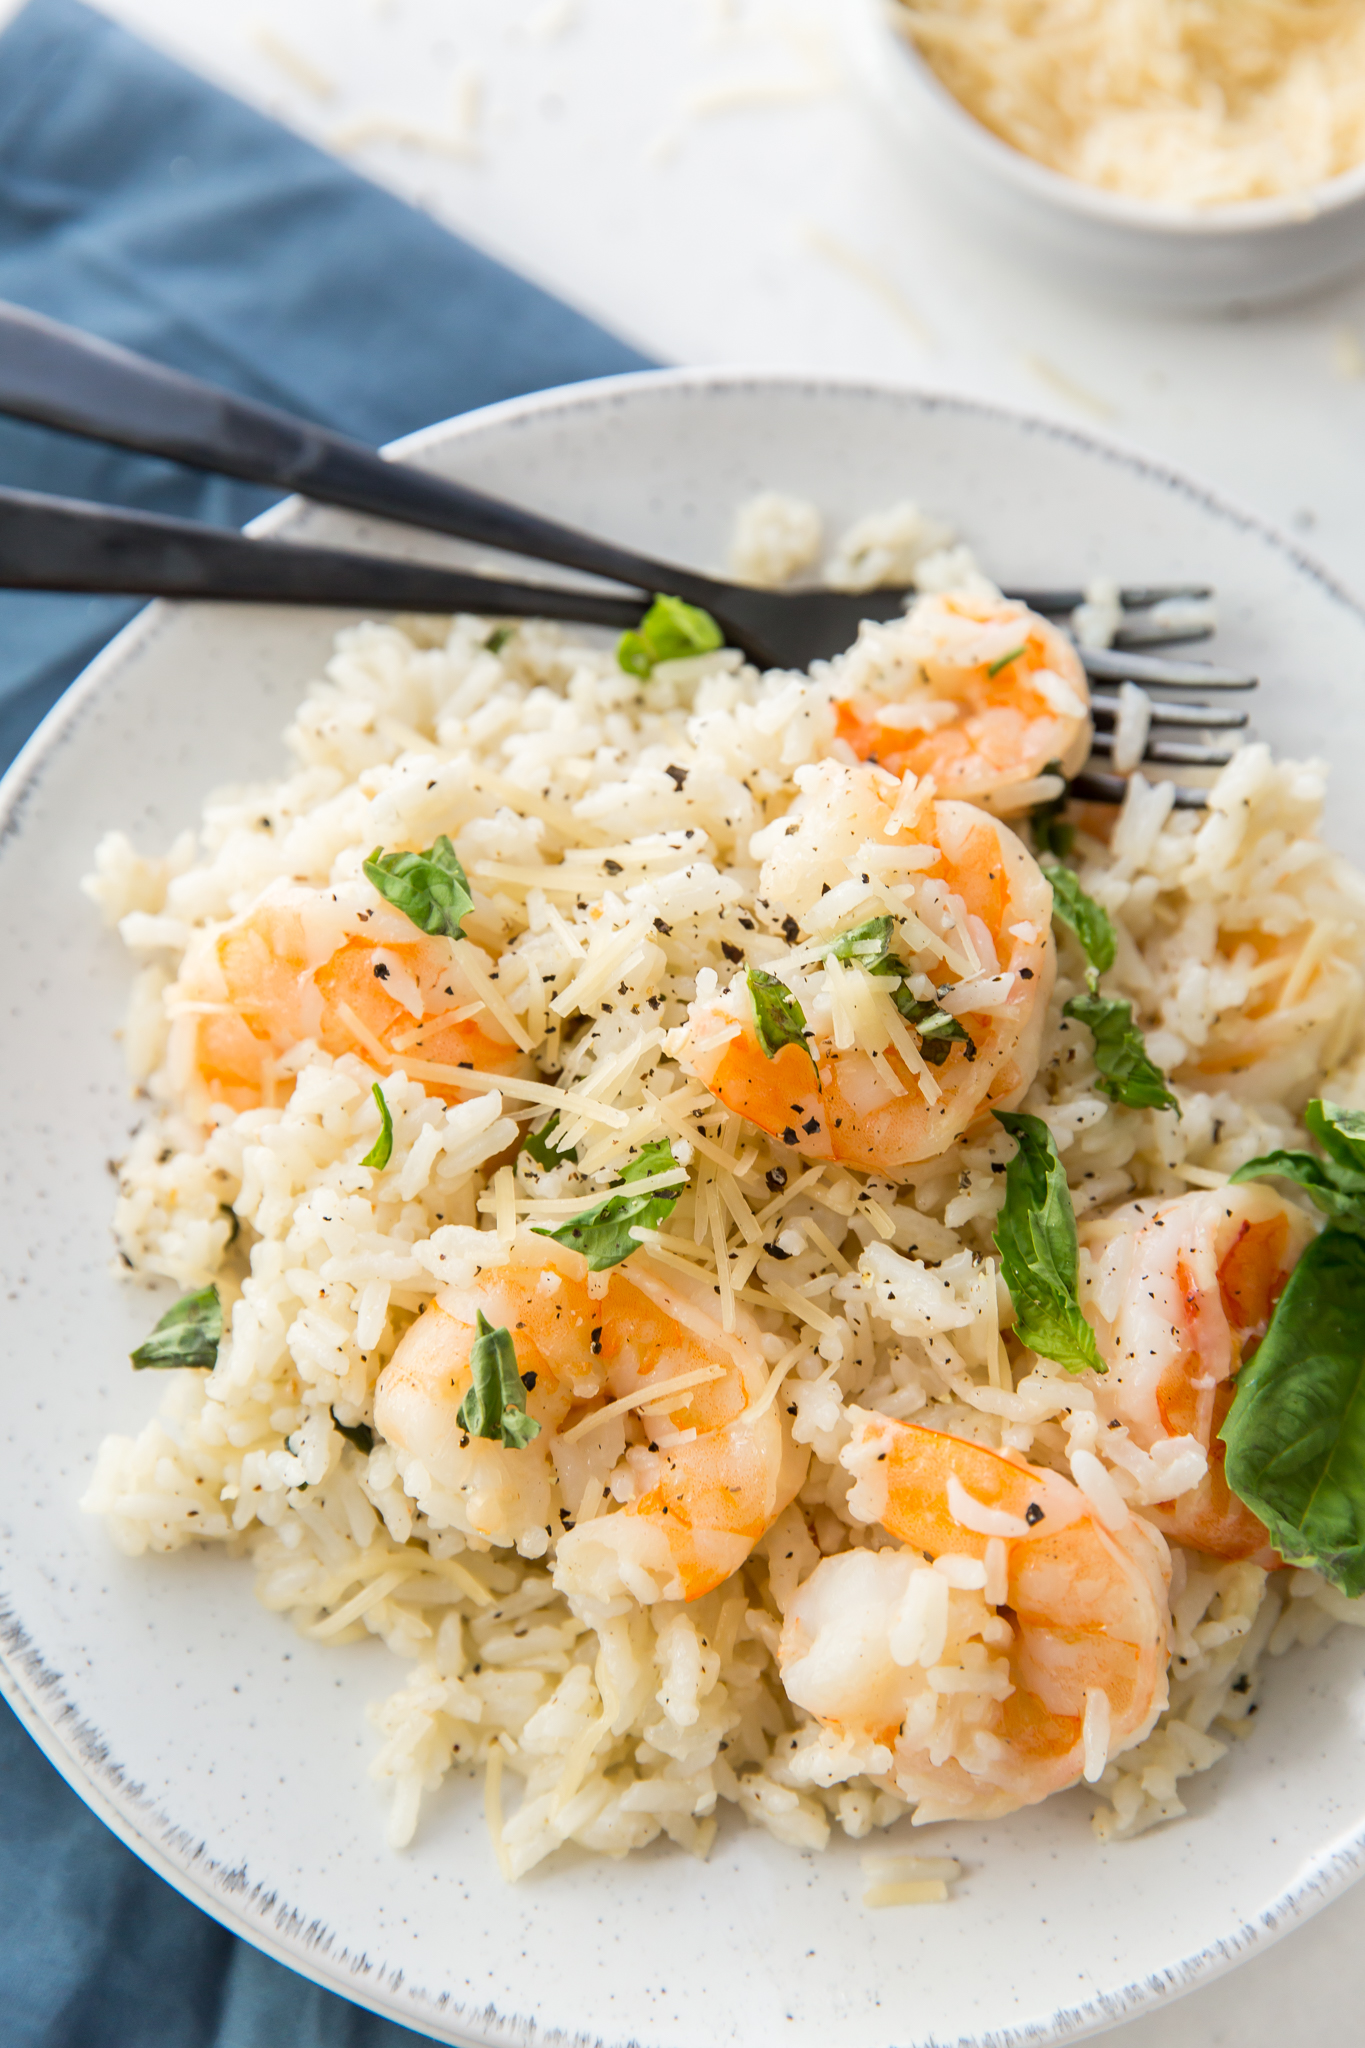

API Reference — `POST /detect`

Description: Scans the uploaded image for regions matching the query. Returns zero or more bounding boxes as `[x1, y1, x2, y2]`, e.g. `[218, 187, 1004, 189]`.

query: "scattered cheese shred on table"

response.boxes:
[861, 1852, 962, 1906]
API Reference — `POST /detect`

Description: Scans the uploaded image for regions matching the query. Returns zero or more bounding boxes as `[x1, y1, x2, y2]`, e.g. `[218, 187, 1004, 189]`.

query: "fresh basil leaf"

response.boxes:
[818, 918, 976, 1066]
[992, 1111, 1104, 1376]
[363, 834, 474, 941]
[824, 915, 896, 967]
[891, 989, 976, 1065]
[617, 630, 654, 679]
[331, 1409, 374, 1455]
[522, 1109, 578, 1170]
[748, 967, 816, 1071]
[533, 1138, 686, 1272]
[1030, 761, 1074, 859]
[1228, 1148, 1365, 1230]
[1221, 1228, 1365, 1596]
[458, 1310, 542, 1450]
[1063, 991, 1178, 1113]
[640, 594, 724, 662]
[131, 1284, 222, 1370]
[616, 594, 724, 677]
[360, 1083, 393, 1169]
[1042, 863, 1116, 975]
[1230, 1099, 1365, 1233]
[1305, 1099, 1365, 1189]
[987, 642, 1027, 679]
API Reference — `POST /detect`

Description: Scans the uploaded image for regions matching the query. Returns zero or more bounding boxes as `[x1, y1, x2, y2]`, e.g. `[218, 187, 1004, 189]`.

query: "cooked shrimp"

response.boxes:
[1081, 1183, 1314, 1562]
[831, 592, 1092, 813]
[169, 878, 525, 1111]
[779, 1410, 1170, 1819]
[374, 1236, 807, 1590]
[684, 759, 1055, 1175]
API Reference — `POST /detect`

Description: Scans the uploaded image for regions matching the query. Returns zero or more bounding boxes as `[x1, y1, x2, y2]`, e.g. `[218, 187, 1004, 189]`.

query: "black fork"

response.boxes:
[0, 299, 1257, 798]
[0, 300, 1235, 672]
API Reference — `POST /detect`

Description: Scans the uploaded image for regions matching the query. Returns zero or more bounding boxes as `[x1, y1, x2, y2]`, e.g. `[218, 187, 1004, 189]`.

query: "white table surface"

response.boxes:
[13, 0, 1365, 2040]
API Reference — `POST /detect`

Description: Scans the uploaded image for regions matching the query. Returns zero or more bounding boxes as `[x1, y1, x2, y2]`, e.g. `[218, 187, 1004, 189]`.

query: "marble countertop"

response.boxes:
[87, 0, 1365, 592]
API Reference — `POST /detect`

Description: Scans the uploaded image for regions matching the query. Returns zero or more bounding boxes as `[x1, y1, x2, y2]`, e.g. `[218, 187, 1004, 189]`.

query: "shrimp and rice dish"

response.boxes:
[83, 493, 1365, 1886]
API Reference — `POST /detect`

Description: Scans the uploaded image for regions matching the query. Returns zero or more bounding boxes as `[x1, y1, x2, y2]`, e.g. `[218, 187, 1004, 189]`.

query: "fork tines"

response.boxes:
[1111, 619, 1214, 651]
[1079, 646, 1257, 689]
[1006, 584, 1212, 613]
[1088, 692, 1249, 731]
[1070, 769, 1210, 809]
[1088, 732, 1236, 769]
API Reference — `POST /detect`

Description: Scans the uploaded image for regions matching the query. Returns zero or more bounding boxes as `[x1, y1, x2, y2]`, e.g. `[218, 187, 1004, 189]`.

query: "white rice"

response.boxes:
[729, 491, 823, 588]
[81, 498, 1365, 1880]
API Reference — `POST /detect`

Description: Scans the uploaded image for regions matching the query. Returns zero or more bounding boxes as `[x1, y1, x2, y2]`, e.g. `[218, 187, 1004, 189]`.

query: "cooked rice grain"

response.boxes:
[82, 512, 1365, 1875]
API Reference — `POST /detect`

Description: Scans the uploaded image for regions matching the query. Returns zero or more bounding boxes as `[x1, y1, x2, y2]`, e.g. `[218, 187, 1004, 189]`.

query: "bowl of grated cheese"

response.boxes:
[851, 0, 1365, 309]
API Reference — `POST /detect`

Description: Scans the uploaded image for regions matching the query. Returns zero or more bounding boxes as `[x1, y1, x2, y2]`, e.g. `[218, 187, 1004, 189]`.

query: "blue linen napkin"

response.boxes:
[0, 1, 652, 2042]
[0, 0, 650, 772]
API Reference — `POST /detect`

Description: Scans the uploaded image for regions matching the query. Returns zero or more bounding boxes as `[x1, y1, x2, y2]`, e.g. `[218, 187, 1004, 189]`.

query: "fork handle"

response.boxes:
[0, 300, 722, 603]
[0, 484, 646, 626]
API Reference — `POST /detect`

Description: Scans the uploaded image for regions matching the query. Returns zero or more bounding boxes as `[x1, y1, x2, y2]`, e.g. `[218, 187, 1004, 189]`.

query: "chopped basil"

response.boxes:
[533, 1138, 686, 1272]
[617, 632, 654, 679]
[457, 1311, 542, 1449]
[821, 917, 975, 1065]
[485, 625, 514, 654]
[332, 1409, 375, 1455]
[616, 594, 724, 678]
[748, 967, 816, 1071]
[362, 834, 474, 941]
[1042, 863, 1116, 975]
[893, 994, 975, 1065]
[131, 1284, 222, 1370]
[522, 1109, 578, 1171]
[1221, 1229, 1365, 1596]
[1063, 991, 1178, 1114]
[992, 1111, 1104, 1376]
[1307, 1098, 1365, 1181]
[824, 915, 896, 966]
[987, 642, 1027, 678]
[360, 1083, 394, 1169]
[639, 594, 724, 660]
[1221, 1103, 1365, 1590]
[1030, 762, 1074, 859]
[1230, 1099, 1365, 1235]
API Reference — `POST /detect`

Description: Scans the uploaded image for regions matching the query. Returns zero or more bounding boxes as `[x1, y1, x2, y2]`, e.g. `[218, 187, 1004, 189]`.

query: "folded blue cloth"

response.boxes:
[0, 1, 652, 2041]
[0, 0, 649, 773]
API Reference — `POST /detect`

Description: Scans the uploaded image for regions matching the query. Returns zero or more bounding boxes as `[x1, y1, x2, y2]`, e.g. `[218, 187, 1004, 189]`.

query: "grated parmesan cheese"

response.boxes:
[893, 0, 1365, 205]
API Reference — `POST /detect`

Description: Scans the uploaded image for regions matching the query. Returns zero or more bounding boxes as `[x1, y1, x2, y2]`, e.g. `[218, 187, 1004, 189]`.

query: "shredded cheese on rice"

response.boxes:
[78, 493, 1365, 1881]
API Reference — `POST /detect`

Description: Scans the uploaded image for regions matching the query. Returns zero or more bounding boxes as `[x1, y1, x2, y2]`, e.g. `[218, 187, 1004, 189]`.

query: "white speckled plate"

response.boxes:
[4, 371, 1365, 2048]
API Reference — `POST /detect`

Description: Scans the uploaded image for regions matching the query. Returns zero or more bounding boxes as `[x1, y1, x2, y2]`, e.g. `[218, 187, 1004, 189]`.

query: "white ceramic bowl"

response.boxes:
[4, 370, 1365, 2048]
[850, 0, 1365, 310]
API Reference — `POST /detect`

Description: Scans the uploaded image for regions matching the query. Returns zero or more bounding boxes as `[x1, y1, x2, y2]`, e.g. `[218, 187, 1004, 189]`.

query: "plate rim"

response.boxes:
[4, 364, 1365, 2048]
